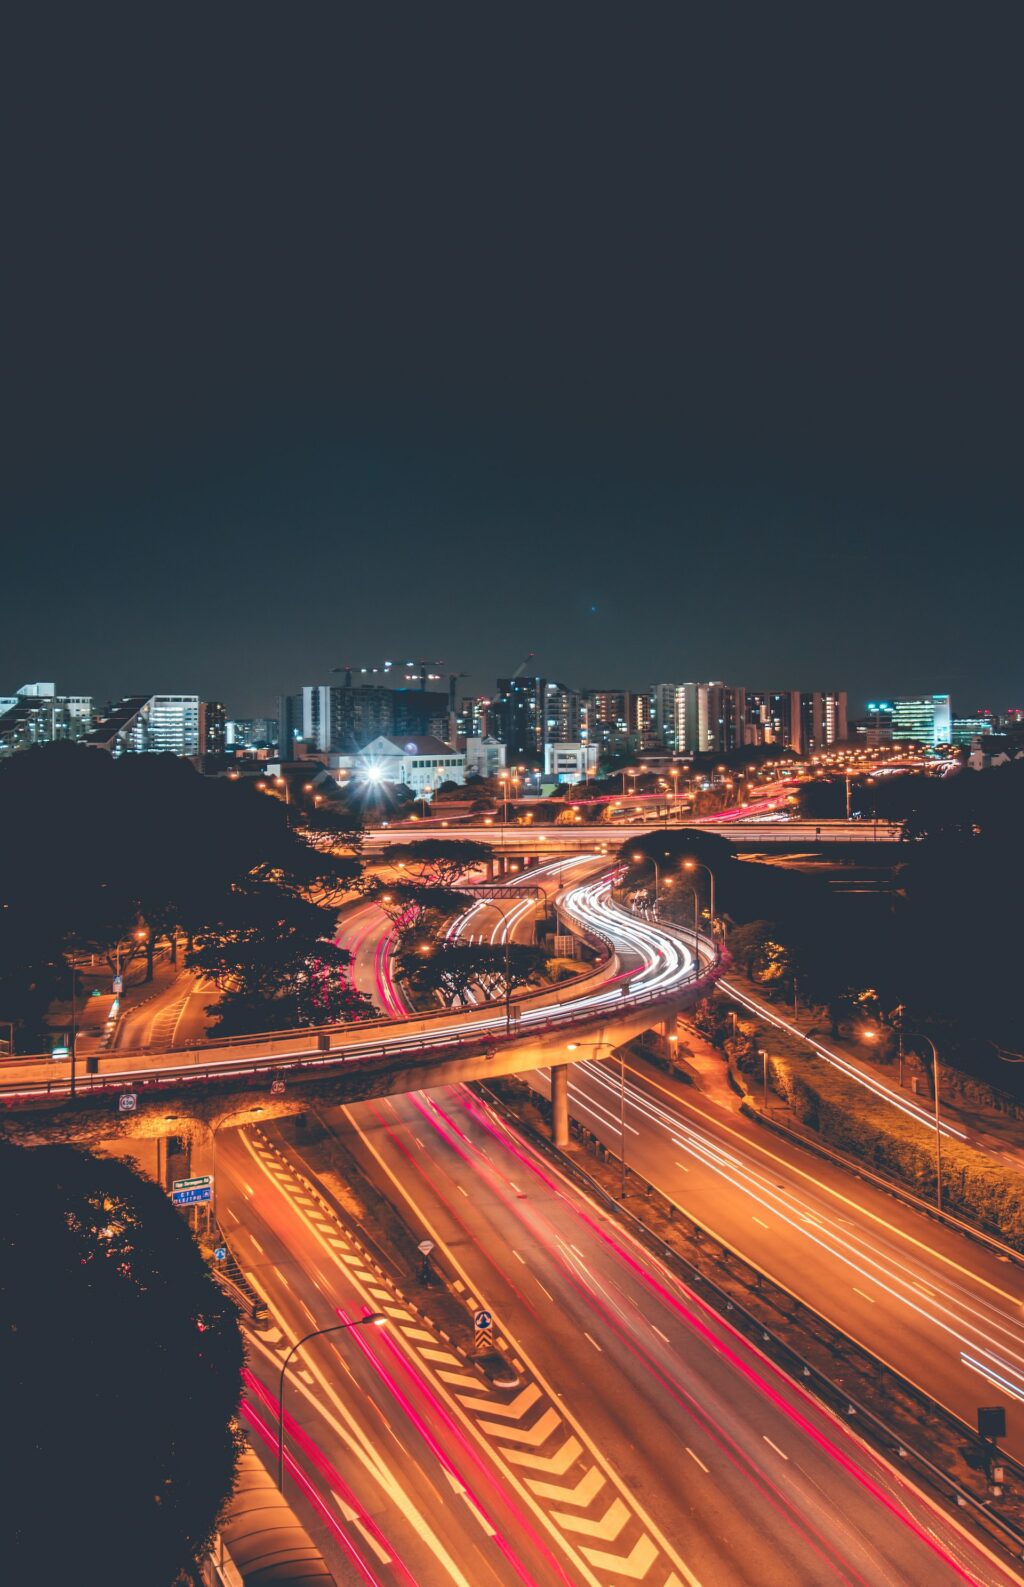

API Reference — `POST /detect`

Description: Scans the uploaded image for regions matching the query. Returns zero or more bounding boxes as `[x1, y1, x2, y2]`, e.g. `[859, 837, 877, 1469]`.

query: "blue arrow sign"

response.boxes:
[214, 1245, 227, 1262]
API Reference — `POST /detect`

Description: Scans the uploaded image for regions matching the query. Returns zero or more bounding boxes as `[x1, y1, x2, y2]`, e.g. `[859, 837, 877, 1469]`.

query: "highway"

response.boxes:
[0, 864, 710, 1100]
[360, 819, 904, 853]
[221, 1092, 1023, 1585]
[524, 1049, 1024, 1461]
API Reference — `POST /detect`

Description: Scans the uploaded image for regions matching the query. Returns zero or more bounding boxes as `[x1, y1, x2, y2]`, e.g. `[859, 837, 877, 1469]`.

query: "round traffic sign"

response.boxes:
[474, 1309, 493, 1331]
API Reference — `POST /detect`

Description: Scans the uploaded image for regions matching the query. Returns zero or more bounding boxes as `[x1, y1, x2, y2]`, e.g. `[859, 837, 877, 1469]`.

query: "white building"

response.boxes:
[463, 735, 506, 779]
[544, 741, 600, 784]
[330, 734, 466, 799]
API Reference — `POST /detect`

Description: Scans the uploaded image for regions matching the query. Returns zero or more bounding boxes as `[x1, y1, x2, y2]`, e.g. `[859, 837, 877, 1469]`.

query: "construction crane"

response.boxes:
[447, 671, 469, 713]
[511, 652, 536, 680]
[402, 658, 445, 692]
[330, 660, 396, 688]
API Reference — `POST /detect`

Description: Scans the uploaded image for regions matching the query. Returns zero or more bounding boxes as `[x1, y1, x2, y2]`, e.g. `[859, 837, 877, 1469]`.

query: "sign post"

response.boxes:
[472, 1308, 495, 1355]
[171, 1175, 213, 1208]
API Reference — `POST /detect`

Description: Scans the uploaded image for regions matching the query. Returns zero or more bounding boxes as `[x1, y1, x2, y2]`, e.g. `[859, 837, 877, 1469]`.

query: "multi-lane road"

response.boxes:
[219, 1090, 1022, 1585]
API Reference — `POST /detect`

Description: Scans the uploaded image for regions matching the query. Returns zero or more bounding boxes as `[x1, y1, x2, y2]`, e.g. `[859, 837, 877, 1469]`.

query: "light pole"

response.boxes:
[278, 1314, 386, 1489]
[631, 852, 661, 912]
[862, 1024, 942, 1210]
[567, 1040, 627, 1198]
[681, 858, 717, 955]
[920, 1035, 943, 1212]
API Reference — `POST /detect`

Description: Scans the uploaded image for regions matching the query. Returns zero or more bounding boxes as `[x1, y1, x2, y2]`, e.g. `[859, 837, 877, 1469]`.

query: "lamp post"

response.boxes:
[278, 1315, 386, 1490]
[681, 858, 716, 954]
[631, 852, 661, 912]
[920, 1035, 943, 1212]
[567, 1040, 627, 1198]
[862, 1025, 942, 1210]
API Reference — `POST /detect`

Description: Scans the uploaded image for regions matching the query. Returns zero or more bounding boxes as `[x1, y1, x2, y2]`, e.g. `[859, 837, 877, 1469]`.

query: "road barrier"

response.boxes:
[474, 1078, 1024, 1567]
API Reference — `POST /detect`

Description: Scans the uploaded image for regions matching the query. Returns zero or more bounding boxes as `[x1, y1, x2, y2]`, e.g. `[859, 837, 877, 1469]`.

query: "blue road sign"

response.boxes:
[474, 1309, 493, 1331]
[171, 1185, 212, 1206]
[214, 1245, 227, 1262]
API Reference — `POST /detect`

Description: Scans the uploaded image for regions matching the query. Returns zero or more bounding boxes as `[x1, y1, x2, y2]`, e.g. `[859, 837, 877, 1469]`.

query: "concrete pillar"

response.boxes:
[552, 1063, 570, 1149]
[663, 1010, 678, 1042]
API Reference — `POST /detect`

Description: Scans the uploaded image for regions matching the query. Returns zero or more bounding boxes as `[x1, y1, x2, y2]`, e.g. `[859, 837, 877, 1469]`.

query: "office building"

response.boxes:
[544, 741, 599, 784]
[226, 718, 278, 749]
[494, 676, 546, 759]
[891, 694, 952, 747]
[84, 695, 201, 757]
[200, 701, 227, 756]
[463, 735, 506, 779]
[0, 684, 92, 756]
[330, 735, 465, 799]
[952, 716, 994, 747]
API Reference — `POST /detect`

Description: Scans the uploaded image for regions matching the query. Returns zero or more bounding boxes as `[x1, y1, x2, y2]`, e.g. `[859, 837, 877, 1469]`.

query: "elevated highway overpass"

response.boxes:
[0, 870, 723, 1145]
[363, 816, 904, 860]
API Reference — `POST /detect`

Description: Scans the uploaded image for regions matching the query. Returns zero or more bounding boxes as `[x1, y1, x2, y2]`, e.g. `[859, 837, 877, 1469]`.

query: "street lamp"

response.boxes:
[278, 1314, 386, 1489]
[861, 1025, 942, 1210]
[568, 1040, 627, 1198]
[631, 851, 662, 912]
[681, 858, 717, 954]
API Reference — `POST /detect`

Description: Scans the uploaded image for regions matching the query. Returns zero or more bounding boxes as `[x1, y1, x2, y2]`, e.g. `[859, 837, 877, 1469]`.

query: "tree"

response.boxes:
[1, 1141, 244, 1586]
[367, 879, 474, 948]
[397, 942, 548, 1008]
[377, 839, 493, 888]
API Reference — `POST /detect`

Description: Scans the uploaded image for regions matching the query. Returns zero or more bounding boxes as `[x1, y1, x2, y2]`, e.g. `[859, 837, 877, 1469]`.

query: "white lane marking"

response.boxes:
[752, 1216, 770, 1229]
[652, 1324, 669, 1342]
[249, 1235, 264, 1255]
[584, 1332, 603, 1352]
[685, 1447, 709, 1473]
[535, 1280, 554, 1302]
[852, 1286, 876, 1304]
[763, 1437, 789, 1461]
[513, 1250, 526, 1264]
[457, 1185, 469, 1197]
[673, 1160, 690, 1172]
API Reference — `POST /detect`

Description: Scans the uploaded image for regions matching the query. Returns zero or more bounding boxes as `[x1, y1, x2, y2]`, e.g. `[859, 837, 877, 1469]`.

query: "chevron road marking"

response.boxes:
[581, 1534, 659, 1579]
[503, 1434, 583, 1474]
[248, 1125, 708, 1587]
[526, 1463, 606, 1505]
[477, 1406, 562, 1445]
[456, 1382, 541, 1419]
[553, 1495, 630, 1541]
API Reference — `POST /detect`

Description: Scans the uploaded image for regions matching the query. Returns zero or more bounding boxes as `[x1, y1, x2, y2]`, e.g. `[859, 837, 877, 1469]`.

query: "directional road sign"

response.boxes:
[214, 1245, 228, 1262]
[172, 1175, 212, 1193]
[171, 1185, 212, 1207]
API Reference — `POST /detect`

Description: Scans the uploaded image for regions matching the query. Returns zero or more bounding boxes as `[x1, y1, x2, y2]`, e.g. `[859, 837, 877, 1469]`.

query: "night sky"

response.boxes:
[4, 10, 1021, 717]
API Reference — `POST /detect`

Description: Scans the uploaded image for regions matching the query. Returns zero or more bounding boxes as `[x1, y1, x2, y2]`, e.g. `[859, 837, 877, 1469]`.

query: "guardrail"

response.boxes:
[473, 1080, 1024, 1569]
[0, 883, 724, 1104]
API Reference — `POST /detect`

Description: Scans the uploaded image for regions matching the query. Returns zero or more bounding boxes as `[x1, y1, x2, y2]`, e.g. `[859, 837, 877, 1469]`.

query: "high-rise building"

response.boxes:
[652, 683, 685, 749]
[494, 676, 546, 759]
[226, 718, 278, 749]
[84, 695, 200, 757]
[457, 696, 491, 739]
[0, 684, 92, 756]
[891, 694, 952, 747]
[580, 690, 652, 752]
[199, 701, 227, 756]
[543, 682, 581, 745]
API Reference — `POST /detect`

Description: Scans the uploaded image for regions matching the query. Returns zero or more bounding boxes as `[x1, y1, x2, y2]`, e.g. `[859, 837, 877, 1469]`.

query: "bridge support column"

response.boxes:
[551, 1063, 570, 1149]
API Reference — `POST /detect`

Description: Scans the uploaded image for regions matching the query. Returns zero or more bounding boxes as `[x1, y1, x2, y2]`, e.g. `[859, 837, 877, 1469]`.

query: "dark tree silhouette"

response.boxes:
[1, 1142, 244, 1586]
